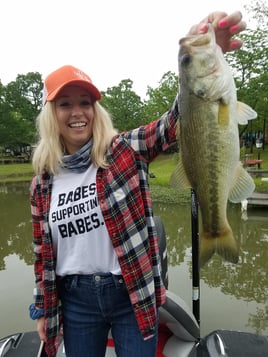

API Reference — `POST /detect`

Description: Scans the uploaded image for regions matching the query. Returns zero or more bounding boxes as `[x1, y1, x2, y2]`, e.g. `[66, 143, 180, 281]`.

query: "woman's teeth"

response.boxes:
[69, 122, 86, 128]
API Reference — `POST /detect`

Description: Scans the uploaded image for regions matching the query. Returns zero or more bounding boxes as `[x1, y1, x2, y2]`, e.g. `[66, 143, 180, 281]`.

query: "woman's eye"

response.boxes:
[81, 101, 92, 106]
[56, 100, 92, 108]
[59, 101, 70, 107]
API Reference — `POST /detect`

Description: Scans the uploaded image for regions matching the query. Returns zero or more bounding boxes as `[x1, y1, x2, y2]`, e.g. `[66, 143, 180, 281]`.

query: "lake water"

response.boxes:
[0, 182, 268, 339]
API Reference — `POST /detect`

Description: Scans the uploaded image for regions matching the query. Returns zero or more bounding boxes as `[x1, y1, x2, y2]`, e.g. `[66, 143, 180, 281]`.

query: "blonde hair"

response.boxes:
[32, 101, 118, 175]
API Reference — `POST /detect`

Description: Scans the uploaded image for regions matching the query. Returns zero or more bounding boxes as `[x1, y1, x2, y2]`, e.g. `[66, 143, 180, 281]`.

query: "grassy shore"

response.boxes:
[0, 148, 267, 203]
[0, 163, 34, 182]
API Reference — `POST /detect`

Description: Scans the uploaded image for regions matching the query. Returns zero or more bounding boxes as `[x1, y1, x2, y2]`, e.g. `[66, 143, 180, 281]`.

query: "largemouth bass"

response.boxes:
[170, 24, 257, 267]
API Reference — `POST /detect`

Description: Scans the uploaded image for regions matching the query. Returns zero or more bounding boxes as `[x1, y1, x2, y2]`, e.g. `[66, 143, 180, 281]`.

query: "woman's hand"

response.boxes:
[188, 11, 247, 53]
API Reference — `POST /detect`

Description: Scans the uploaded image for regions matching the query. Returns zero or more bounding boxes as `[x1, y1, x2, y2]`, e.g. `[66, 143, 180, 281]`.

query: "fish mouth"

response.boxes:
[179, 23, 215, 47]
[179, 31, 211, 47]
[196, 67, 218, 79]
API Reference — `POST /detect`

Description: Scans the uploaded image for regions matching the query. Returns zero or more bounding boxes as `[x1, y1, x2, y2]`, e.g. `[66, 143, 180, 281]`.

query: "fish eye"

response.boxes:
[181, 54, 191, 66]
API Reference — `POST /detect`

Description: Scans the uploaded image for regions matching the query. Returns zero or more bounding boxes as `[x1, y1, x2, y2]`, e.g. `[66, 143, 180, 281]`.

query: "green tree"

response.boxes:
[0, 72, 43, 151]
[0, 110, 33, 148]
[144, 71, 178, 123]
[225, 2, 268, 143]
[245, 0, 268, 30]
[101, 79, 145, 131]
[4, 72, 43, 122]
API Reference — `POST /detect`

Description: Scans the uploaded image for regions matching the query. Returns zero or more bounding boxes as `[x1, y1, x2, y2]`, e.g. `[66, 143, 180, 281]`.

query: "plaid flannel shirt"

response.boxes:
[30, 99, 179, 357]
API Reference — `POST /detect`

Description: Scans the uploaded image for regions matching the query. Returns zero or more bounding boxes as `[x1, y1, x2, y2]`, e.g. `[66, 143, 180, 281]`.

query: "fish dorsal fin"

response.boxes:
[228, 163, 255, 203]
[170, 159, 192, 189]
[236, 101, 257, 125]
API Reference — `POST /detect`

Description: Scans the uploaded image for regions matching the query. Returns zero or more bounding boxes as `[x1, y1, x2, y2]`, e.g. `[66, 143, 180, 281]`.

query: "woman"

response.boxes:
[29, 11, 246, 357]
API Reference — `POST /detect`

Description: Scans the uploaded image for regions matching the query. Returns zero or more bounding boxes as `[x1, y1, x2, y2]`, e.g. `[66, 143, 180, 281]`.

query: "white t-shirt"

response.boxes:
[49, 165, 121, 276]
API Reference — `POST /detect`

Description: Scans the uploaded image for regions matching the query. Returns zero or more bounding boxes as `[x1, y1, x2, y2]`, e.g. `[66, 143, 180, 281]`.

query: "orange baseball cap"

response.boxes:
[43, 65, 101, 103]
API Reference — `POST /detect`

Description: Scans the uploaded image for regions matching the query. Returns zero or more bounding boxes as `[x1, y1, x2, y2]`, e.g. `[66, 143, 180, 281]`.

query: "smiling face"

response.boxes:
[54, 85, 95, 154]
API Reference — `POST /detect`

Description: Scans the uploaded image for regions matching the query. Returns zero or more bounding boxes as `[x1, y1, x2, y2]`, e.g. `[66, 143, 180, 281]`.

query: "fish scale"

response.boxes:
[170, 24, 257, 267]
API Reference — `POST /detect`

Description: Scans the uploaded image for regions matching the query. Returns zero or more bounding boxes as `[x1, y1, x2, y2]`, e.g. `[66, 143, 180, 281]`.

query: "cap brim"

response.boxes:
[46, 80, 101, 102]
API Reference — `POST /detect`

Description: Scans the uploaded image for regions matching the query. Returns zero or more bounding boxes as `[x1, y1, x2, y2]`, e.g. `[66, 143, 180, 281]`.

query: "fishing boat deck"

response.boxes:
[247, 192, 268, 207]
[246, 168, 268, 177]
[243, 159, 263, 168]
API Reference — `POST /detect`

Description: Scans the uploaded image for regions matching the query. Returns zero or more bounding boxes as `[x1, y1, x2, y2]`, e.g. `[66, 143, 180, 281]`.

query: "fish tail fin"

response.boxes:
[199, 227, 239, 268]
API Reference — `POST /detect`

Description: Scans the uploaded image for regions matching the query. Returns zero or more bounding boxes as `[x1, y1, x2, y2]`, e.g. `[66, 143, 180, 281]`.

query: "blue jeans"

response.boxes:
[59, 273, 158, 357]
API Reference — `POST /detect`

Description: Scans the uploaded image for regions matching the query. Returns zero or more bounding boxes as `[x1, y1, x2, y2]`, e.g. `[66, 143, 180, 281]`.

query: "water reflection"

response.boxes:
[0, 182, 268, 337]
[0, 182, 33, 269]
[153, 201, 268, 335]
[201, 205, 268, 304]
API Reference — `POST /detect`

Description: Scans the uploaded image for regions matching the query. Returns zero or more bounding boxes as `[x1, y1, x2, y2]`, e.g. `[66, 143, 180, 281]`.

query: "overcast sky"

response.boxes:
[1, 0, 254, 98]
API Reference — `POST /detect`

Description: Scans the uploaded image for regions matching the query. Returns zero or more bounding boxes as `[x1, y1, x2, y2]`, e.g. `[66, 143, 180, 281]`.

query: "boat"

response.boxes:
[1, 216, 268, 356]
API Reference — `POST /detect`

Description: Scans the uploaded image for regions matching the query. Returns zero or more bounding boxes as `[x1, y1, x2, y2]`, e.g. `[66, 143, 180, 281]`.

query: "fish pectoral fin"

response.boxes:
[228, 163, 255, 203]
[170, 160, 191, 189]
[236, 101, 257, 125]
[199, 227, 239, 268]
